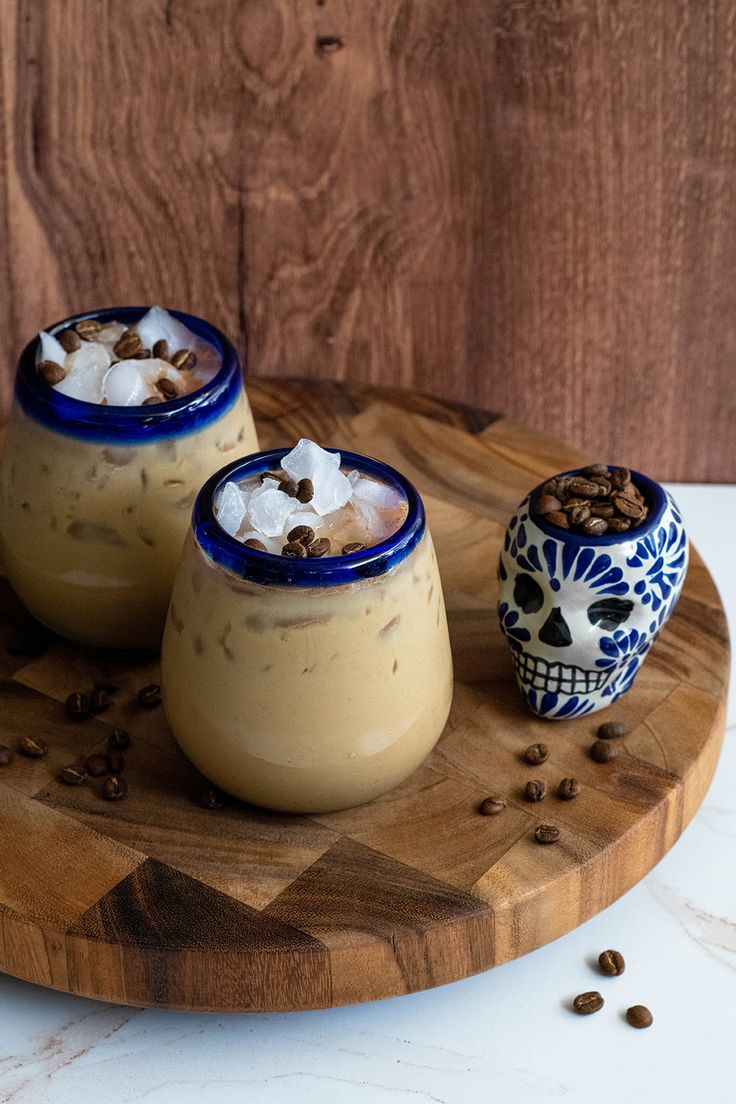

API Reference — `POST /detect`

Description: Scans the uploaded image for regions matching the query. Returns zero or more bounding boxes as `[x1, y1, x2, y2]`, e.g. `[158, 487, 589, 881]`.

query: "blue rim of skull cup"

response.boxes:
[15, 306, 243, 444]
[194, 448, 426, 588]
[529, 468, 667, 545]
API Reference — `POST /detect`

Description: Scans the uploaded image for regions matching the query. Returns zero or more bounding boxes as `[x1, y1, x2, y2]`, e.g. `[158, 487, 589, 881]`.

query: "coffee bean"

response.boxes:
[524, 779, 546, 802]
[282, 540, 308, 558]
[19, 735, 48, 758]
[107, 751, 125, 773]
[568, 477, 601, 498]
[308, 537, 331, 557]
[557, 777, 580, 800]
[0, 744, 14, 766]
[598, 949, 625, 976]
[590, 477, 612, 497]
[597, 720, 629, 740]
[525, 742, 549, 765]
[170, 348, 197, 371]
[534, 824, 560, 845]
[60, 764, 87, 785]
[75, 318, 102, 339]
[534, 494, 562, 516]
[278, 478, 299, 498]
[287, 524, 315, 546]
[156, 377, 179, 399]
[260, 470, 282, 483]
[573, 991, 604, 1015]
[133, 348, 152, 359]
[102, 775, 128, 801]
[569, 504, 591, 526]
[590, 739, 617, 763]
[152, 338, 170, 359]
[142, 396, 161, 405]
[610, 467, 631, 491]
[613, 494, 644, 519]
[201, 786, 226, 810]
[108, 728, 130, 751]
[589, 503, 615, 519]
[85, 753, 109, 777]
[66, 691, 91, 719]
[607, 517, 631, 532]
[582, 516, 608, 536]
[94, 679, 118, 695]
[582, 464, 609, 477]
[243, 538, 268, 552]
[296, 478, 314, 504]
[543, 479, 560, 497]
[479, 796, 506, 816]
[38, 359, 67, 385]
[545, 510, 569, 528]
[89, 688, 111, 714]
[59, 328, 82, 352]
[626, 1005, 653, 1029]
[113, 329, 143, 359]
[137, 683, 161, 708]
[342, 542, 366, 554]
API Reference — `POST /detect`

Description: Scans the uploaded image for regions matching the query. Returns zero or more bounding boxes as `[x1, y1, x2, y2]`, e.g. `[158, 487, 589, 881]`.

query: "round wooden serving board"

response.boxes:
[0, 380, 729, 1012]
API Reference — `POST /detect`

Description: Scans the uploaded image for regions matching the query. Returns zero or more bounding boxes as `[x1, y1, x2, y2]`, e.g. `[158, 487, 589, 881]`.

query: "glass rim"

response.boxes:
[15, 306, 243, 443]
[528, 467, 668, 545]
[193, 447, 426, 588]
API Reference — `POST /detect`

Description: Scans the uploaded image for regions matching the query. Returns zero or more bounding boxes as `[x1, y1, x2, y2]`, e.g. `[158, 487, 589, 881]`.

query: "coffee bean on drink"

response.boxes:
[525, 742, 549, 765]
[85, 753, 109, 777]
[200, 786, 226, 810]
[59, 328, 82, 353]
[102, 775, 128, 801]
[568, 477, 601, 498]
[573, 991, 604, 1015]
[557, 777, 580, 800]
[38, 359, 67, 385]
[282, 540, 308, 558]
[582, 516, 608, 536]
[534, 494, 562, 516]
[479, 796, 506, 816]
[296, 478, 314, 504]
[156, 377, 179, 400]
[591, 739, 617, 763]
[546, 510, 569, 528]
[113, 329, 143, 359]
[626, 1005, 653, 1029]
[308, 537, 332, 557]
[534, 824, 560, 844]
[19, 735, 48, 758]
[597, 720, 629, 740]
[524, 779, 546, 802]
[598, 949, 625, 976]
[152, 338, 170, 359]
[108, 728, 130, 751]
[170, 349, 197, 371]
[89, 688, 111, 714]
[0, 745, 14, 767]
[287, 524, 315, 546]
[75, 318, 102, 339]
[278, 478, 299, 498]
[66, 691, 91, 719]
[342, 542, 366, 554]
[107, 751, 125, 773]
[243, 538, 268, 552]
[60, 764, 87, 785]
[137, 683, 161, 708]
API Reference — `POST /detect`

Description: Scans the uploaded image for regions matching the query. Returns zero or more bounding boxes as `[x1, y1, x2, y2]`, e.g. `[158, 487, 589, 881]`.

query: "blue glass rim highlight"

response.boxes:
[15, 306, 243, 444]
[194, 448, 426, 588]
[529, 467, 668, 546]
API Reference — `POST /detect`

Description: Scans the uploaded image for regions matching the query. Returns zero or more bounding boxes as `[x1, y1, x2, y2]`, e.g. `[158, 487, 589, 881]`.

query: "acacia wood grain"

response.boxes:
[0, 380, 728, 1011]
[0, 2, 734, 480]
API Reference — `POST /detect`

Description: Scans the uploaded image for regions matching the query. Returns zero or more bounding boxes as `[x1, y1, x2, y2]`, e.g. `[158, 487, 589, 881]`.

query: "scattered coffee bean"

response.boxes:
[308, 537, 331, 558]
[282, 540, 308, 558]
[525, 742, 549, 765]
[108, 727, 130, 750]
[152, 338, 170, 359]
[597, 720, 629, 740]
[278, 478, 299, 498]
[38, 359, 66, 385]
[102, 775, 128, 801]
[573, 991, 604, 1015]
[89, 688, 111, 714]
[107, 751, 125, 773]
[534, 824, 560, 844]
[75, 318, 102, 339]
[287, 524, 315, 546]
[156, 377, 179, 400]
[137, 683, 161, 708]
[342, 542, 365, 554]
[59, 328, 82, 352]
[243, 537, 268, 552]
[524, 779, 546, 802]
[626, 1005, 653, 1029]
[590, 739, 617, 763]
[582, 516, 608, 536]
[598, 949, 625, 976]
[546, 510, 569, 528]
[479, 796, 506, 816]
[557, 777, 580, 800]
[296, 477, 314, 504]
[85, 753, 110, 777]
[200, 785, 226, 810]
[170, 348, 197, 371]
[66, 690, 91, 719]
[536, 494, 562, 515]
[18, 735, 48, 758]
[60, 764, 87, 785]
[0, 744, 14, 767]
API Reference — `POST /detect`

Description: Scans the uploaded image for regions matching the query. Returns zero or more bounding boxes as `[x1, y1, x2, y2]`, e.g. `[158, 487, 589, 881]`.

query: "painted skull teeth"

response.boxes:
[511, 650, 612, 695]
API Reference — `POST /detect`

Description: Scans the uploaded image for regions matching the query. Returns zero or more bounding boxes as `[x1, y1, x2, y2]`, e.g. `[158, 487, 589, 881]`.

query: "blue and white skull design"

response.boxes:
[497, 472, 688, 719]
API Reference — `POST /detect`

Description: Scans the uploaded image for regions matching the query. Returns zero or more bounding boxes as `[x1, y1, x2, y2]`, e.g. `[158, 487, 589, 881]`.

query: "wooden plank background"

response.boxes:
[0, 0, 734, 481]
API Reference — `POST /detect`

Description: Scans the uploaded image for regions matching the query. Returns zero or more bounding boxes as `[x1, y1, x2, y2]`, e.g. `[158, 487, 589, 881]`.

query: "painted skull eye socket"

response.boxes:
[587, 598, 635, 631]
[513, 572, 544, 614]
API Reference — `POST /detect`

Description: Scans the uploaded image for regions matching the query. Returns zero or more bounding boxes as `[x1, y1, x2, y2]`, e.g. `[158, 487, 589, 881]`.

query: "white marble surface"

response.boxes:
[1, 484, 733, 1104]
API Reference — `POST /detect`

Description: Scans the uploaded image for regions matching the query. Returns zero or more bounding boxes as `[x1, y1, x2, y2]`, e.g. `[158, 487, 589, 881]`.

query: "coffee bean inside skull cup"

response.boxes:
[533, 465, 650, 536]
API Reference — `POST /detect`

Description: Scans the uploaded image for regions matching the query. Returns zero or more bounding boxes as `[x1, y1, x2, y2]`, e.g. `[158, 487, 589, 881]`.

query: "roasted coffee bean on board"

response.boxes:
[599, 949, 626, 976]
[626, 1005, 653, 1029]
[479, 796, 506, 816]
[573, 991, 604, 1015]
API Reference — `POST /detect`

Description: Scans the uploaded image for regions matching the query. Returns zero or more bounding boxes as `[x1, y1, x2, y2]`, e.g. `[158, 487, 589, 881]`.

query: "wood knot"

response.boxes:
[316, 35, 344, 53]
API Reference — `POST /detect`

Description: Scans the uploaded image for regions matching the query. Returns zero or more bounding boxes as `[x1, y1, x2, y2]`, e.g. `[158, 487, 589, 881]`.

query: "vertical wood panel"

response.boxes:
[0, 1, 734, 480]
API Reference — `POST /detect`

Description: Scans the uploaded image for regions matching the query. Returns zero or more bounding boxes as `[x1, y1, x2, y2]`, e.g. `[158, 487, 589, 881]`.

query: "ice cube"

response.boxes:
[95, 321, 127, 348]
[247, 487, 299, 537]
[239, 529, 282, 555]
[102, 360, 149, 406]
[351, 475, 402, 511]
[139, 357, 186, 390]
[282, 439, 342, 481]
[54, 342, 111, 403]
[38, 330, 68, 366]
[215, 481, 247, 537]
[135, 306, 204, 359]
[283, 509, 318, 536]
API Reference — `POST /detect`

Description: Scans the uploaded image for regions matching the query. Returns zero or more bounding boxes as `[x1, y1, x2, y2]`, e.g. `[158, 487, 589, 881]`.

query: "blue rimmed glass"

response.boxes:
[194, 448, 426, 587]
[0, 306, 259, 649]
[161, 448, 454, 813]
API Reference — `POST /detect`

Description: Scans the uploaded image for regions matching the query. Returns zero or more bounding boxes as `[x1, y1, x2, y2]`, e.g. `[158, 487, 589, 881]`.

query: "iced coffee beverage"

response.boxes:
[161, 440, 454, 813]
[0, 307, 259, 648]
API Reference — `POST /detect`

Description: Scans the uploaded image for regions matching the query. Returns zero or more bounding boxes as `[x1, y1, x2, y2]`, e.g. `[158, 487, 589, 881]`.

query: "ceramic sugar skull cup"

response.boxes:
[497, 469, 688, 720]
